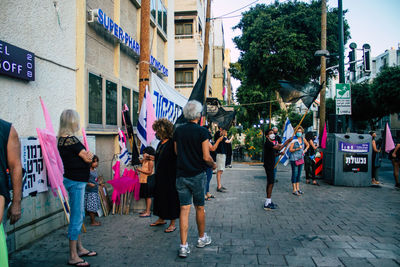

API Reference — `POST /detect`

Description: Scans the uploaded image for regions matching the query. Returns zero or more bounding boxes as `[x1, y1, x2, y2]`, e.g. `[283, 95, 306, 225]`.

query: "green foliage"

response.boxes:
[275, 105, 313, 131]
[350, 66, 400, 129]
[230, 0, 350, 127]
[244, 127, 264, 159]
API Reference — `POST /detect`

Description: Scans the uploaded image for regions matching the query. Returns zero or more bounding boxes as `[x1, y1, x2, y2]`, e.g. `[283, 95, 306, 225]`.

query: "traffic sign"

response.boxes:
[336, 83, 351, 115]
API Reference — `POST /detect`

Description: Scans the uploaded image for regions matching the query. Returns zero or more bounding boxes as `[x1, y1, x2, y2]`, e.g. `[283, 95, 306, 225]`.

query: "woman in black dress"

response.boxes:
[150, 119, 180, 232]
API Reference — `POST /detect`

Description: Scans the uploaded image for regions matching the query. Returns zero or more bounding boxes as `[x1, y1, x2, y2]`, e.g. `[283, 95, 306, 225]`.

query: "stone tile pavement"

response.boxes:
[9, 162, 400, 266]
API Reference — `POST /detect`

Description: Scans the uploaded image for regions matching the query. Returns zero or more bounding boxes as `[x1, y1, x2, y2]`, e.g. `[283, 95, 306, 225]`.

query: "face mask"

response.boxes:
[296, 132, 302, 137]
[269, 134, 275, 140]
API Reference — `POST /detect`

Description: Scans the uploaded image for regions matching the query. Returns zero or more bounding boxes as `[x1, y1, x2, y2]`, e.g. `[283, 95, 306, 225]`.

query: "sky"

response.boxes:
[212, 0, 400, 95]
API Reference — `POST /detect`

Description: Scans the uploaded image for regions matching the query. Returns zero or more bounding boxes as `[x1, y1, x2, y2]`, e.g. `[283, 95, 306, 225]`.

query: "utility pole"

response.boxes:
[139, 0, 150, 109]
[318, 0, 327, 137]
[338, 0, 347, 132]
[203, 0, 211, 69]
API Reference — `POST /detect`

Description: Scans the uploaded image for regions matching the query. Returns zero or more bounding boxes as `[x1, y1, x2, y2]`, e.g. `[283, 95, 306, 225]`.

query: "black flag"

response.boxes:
[207, 107, 236, 130]
[175, 66, 208, 125]
[278, 80, 323, 109]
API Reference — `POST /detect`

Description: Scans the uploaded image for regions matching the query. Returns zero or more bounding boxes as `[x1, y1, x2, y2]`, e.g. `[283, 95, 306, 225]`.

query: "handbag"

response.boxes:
[295, 158, 304, 166]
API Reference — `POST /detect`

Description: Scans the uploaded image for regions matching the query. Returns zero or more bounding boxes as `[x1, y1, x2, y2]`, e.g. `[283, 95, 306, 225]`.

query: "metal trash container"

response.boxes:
[323, 133, 372, 186]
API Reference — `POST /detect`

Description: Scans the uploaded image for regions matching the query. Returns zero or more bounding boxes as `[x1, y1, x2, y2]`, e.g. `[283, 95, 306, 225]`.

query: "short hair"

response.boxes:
[183, 100, 203, 120]
[92, 155, 99, 163]
[296, 126, 304, 132]
[59, 109, 80, 136]
[143, 146, 156, 156]
[265, 129, 273, 136]
[272, 127, 278, 130]
[152, 118, 174, 140]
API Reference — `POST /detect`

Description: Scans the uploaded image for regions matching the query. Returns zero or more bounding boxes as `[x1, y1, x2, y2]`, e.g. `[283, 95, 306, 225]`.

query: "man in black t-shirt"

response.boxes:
[263, 129, 292, 211]
[174, 100, 216, 258]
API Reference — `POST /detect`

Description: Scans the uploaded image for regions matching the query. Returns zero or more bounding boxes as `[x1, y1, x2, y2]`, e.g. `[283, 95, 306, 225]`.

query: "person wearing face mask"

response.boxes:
[289, 126, 309, 196]
[304, 132, 319, 186]
[263, 129, 292, 210]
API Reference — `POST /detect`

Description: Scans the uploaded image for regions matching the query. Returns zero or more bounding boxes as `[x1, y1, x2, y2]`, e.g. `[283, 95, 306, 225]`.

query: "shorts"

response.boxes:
[216, 154, 226, 172]
[264, 167, 275, 185]
[176, 172, 206, 206]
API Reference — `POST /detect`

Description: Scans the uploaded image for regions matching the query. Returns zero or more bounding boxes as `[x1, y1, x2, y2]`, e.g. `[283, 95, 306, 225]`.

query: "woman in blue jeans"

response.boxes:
[58, 110, 95, 267]
[289, 126, 309, 196]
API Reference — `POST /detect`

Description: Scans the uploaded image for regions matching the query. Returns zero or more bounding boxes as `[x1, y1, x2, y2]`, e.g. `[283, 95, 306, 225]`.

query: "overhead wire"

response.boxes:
[210, 0, 260, 20]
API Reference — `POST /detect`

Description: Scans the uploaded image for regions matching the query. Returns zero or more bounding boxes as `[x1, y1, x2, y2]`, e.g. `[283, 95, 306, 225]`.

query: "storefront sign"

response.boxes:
[95, 9, 140, 55]
[343, 153, 368, 172]
[0, 40, 35, 81]
[92, 9, 168, 76]
[339, 141, 369, 153]
[21, 138, 48, 197]
[150, 55, 168, 77]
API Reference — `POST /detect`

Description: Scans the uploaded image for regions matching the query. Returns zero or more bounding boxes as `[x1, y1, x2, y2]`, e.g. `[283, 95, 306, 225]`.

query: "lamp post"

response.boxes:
[260, 119, 264, 162]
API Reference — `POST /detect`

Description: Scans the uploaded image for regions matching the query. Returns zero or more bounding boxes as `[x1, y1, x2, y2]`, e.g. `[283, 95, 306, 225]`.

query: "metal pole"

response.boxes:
[203, 0, 211, 69]
[319, 0, 327, 138]
[338, 0, 347, 132]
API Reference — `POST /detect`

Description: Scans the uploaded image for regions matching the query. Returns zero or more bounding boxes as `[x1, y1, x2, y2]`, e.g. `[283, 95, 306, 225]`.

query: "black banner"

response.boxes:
[0, 40, 35, 81]
[343, 153, 368, 172]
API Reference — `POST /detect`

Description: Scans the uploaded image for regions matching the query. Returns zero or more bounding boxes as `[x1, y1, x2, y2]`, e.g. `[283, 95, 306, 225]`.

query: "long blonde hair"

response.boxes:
[59, 109, 80, 136]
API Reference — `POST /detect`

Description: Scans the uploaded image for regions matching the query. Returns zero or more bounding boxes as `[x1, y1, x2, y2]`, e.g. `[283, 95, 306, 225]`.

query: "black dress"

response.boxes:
[153, 140, 180, 220]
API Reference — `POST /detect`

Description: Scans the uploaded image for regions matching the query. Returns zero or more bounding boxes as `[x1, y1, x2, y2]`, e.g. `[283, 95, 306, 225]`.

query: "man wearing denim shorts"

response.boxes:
[173, 100, 216, 258]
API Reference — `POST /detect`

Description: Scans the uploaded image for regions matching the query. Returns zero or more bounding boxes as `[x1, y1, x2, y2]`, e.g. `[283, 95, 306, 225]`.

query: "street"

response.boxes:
[9, 161, 400, 267]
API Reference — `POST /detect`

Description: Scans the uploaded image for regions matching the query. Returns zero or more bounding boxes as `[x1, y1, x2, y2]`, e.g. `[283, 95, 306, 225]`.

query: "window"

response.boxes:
[121, 86, 131, 125]
[106, 80, 118, 125]
[158, 0, 163, 27]
[88, 73, 102, 124]
[175, 20, 193, 38]
[151, 0, 156, 20]
[175, 69, 193, 87]
[162, 5, 167, 33]
[132, 91, 139, 126]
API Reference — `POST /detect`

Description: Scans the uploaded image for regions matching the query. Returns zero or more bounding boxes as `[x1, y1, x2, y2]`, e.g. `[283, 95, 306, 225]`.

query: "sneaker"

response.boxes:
[292, 191, 300, 196]
[221, 186, 227, 190]
[216, 187, 225, 193]
[263, 202, 277, 210]
[178, 246, 190, 258]
[298, 190, 304, 194]
[197, 233, 212, 248]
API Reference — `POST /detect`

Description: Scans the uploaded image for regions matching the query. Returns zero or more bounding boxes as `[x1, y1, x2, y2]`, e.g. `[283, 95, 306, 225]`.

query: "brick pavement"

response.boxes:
[9, 162, 400, 266]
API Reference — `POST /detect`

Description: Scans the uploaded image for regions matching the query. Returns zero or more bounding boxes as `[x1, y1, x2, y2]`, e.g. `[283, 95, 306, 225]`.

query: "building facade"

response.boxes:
[1, 0, 174, 252]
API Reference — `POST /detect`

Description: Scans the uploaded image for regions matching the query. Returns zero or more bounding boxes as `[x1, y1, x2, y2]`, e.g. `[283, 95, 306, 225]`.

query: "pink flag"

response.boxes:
[146, 86, 157, 144]
[82, 128, 89, 151]
[39, 97, 55, 134]
[320, 122, 327, 149]
[385, 123, 395, 153]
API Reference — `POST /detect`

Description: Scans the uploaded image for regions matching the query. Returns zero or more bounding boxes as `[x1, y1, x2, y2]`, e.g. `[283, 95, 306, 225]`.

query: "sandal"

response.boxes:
[79, 251, 97, 257]
[150, 221, 166, 227]
[68, 260, 90, 266]
[164, 226, 177, 233]
[139, 213, 151, 218]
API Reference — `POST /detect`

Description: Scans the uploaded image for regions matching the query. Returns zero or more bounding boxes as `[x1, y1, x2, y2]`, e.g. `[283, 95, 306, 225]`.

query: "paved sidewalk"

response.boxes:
[9, 163, 400, 266]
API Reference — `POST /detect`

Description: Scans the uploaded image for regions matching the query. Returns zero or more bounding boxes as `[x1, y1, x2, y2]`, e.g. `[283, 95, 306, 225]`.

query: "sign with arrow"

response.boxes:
[336, 83, 351, 115]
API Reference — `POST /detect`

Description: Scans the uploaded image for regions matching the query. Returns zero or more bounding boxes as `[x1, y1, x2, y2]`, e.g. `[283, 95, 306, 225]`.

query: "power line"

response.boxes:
[211, 0, 259, 20]
[212, 14, 243, 20]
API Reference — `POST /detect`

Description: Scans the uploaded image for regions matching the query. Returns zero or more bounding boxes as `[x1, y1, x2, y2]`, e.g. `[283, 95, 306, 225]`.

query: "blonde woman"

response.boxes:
[57, 110, 95, 267]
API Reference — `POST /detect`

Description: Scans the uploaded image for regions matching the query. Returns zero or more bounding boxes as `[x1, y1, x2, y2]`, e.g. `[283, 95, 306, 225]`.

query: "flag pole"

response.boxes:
[273, 108, 309, 169]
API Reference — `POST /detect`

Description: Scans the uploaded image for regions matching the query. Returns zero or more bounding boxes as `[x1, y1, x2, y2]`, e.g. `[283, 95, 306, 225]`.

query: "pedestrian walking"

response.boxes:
[215, 128, 231, 192]
[370, 131, 381, 185]
[304, 132, 319, 186]
[137, 146, 155, 218]
[57, 110, 96, 267]
[150, 119, 180, 233]
[84, 155, 102, 226]
[389, 143, 400, 188]
[263, 129, 292, 210]
[289, 126, 309, 196]
[0, 119, 23, 267]
[173, 100, 216, 258]
[203, 125, 223, 201]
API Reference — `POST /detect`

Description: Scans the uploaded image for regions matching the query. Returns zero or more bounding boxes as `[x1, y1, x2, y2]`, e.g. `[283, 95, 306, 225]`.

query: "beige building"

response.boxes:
[1, 0, 174, 252]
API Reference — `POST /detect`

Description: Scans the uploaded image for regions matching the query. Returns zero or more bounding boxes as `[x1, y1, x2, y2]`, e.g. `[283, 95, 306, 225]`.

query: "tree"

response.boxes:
[230, 0, 350, 127]
[350, 66, 400, 129]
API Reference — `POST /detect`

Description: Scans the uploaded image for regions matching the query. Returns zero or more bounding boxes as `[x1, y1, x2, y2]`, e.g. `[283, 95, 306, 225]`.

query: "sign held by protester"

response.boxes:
[20, 138, 48, 197]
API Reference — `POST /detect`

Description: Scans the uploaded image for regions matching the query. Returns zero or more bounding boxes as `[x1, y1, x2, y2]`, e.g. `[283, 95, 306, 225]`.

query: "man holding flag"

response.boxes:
[263, 128, 292, 210]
